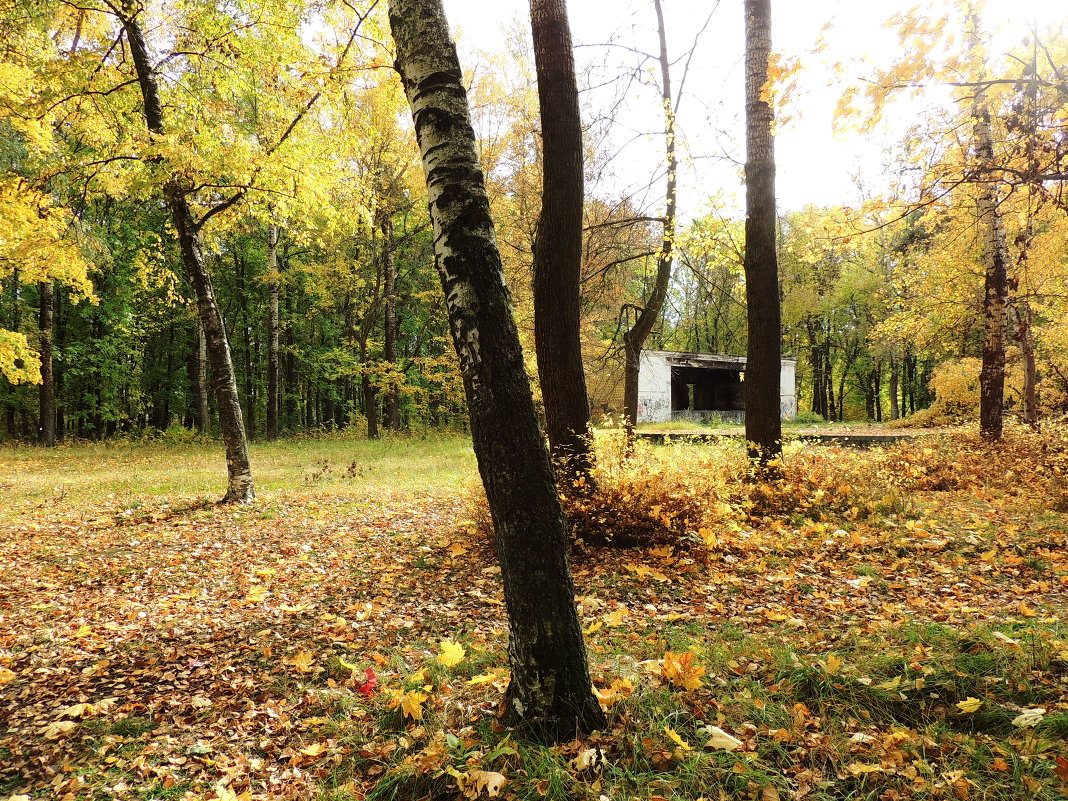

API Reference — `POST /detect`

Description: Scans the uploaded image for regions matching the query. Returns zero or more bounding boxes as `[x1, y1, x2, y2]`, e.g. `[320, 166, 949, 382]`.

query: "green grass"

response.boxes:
[0, 432, 477, 519]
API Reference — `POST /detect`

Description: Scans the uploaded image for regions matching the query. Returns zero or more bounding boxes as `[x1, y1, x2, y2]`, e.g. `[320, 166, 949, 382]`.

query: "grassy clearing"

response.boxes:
[1, 426, 1067, 800]
[0, 432, 476, 521]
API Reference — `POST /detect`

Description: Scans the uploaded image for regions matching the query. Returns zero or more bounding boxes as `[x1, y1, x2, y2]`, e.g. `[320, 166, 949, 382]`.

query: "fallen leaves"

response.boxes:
[3, 430, 1068, 800]
[657, 651, 705, 691]
[436, 639, 466, 667]
[285, 649, 315, 673]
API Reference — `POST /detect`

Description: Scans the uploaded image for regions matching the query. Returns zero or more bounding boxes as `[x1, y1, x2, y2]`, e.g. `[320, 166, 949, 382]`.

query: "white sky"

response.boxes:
[442, 0, 1066, 220]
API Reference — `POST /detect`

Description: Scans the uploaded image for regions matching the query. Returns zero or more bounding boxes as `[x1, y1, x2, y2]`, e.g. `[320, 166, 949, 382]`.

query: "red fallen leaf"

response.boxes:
[356, 667, 377, 696]
[1055, 755, 1068, 783]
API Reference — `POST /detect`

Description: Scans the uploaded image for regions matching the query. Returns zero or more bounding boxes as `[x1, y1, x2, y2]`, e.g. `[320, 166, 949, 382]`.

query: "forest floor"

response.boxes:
[1, 427, 1067, 801]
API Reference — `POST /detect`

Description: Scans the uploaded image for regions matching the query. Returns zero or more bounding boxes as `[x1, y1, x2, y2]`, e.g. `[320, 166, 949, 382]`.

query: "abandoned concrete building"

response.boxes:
[637, 350, 797, 424]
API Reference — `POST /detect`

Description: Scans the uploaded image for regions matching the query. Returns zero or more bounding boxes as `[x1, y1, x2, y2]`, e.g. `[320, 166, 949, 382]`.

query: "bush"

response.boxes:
[468, 430, 743, 551]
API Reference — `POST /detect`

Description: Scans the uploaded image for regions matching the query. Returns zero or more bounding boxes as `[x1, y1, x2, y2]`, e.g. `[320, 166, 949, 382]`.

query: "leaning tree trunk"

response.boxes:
[266, 225, 281, 441]
[743, 0, 782, 466]
[38, 281, 55, 447]
[389, 0, 603, 742]
[529, 0, 594, 481]
[623, 0, 677, 434]
[122, 2, 253, 501]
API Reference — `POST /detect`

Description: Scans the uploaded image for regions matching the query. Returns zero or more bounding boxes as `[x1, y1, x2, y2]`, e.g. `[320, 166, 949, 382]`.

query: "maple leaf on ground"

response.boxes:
[356, 667, 377, 696]
[437, 640, 466, 667]
[285, 649, 315, 673]
[456, 769, 506, 798]
[659, 651, 705, 691]
[388, 688, 429, 721]
[593, 677, 634, 710]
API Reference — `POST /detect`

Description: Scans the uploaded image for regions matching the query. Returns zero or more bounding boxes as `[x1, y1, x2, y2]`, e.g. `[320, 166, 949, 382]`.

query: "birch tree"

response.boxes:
[388, 0, 604, 741]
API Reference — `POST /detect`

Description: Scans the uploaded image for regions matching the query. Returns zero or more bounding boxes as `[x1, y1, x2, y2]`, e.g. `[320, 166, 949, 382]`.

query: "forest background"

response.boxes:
[2, 0, 1065, 444]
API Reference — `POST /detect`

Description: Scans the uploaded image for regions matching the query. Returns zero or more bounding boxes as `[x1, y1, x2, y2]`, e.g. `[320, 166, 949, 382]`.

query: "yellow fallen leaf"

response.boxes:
[388, 689, 429, 721]
[467, 670, 507, 685]
[847, 762, 884, 775]
[42, 720, 78, 739]
[286, 649, 315, 672]
[604, 609, 628, 627]
[338, 656, 360, 673]
[824, 653, 843, 675]
[583, 620, 603, 635]
[437, 640, 466, 668]
[1018, 602, 1037, 618]
[660, 651, 705, 691]
[956, 697, 983, 714]
[72, 625, 92, 638]
[593, 677, 634, 710]
[460, 769, 506, 798]
[300, 742, 328, 758]
[664, 725, 692, 752]
[0, 667, 15, 684]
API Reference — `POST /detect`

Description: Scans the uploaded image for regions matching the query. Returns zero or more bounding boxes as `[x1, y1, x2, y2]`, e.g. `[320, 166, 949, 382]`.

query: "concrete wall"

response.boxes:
[637, 351, 672, 423]
[636, 351, 798, 423]
[780, 359, 797, 420]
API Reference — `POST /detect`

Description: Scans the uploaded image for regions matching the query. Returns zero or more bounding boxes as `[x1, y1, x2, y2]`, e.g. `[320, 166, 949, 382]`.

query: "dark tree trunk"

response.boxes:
[389, 0, 603, 742]
[874, 363, 883, 423]
[380, 210, 401, 431]
[38, 281, 55, 446]
[967, 10, 1007, 443]
[623, 0, 677, 435]
[55, 288, 65, 440]
[743, 0, 782, 465]
[825, 346, 836, 422]
[529, 0, 594, 481]
[266, 225, 281, 441]
[363, 374, 379, 440]
[122, 3, 253, 501]
[5, 269, 18, 439]
[889, 351, 900, 420]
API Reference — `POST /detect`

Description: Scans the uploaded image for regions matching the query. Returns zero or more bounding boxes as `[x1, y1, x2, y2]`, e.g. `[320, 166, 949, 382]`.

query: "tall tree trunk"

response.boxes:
[967, 8, 1008, 443]
[874, 363, 883, 422]
[389, 0, 603, 742]
[38, 281, 55, 447]
[380, 209, 401, 431]
[1013, 301, 1038, 428]
[623, 0, 677, 433]
[122, 2, 253, 501]
[825, 343, 836, 422]
[55, 287, 65, 440]
[889, 351, 900, 420]
[362, 375, 379, 439]
[266, 225, 281, 441]
[6, 268, 19, 439]
[743, 0, 782, 465]
[529, 0, 594, 481]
